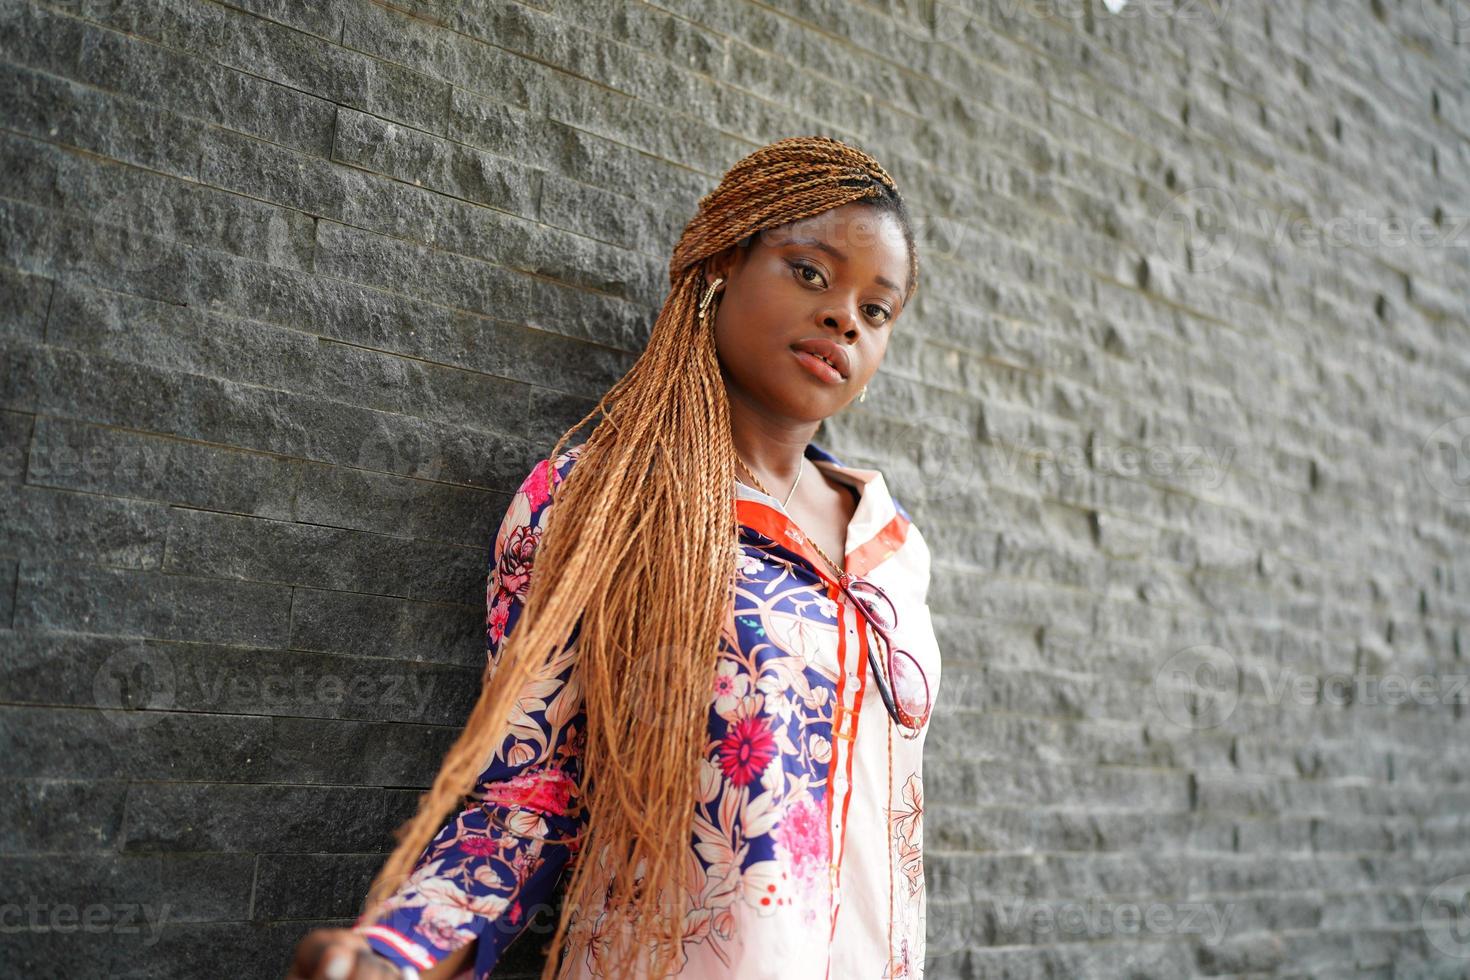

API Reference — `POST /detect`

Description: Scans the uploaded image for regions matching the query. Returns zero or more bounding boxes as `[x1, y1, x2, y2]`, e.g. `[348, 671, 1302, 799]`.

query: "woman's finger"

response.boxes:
[285, 928, 335, 978]
[285, 929, 380, 980]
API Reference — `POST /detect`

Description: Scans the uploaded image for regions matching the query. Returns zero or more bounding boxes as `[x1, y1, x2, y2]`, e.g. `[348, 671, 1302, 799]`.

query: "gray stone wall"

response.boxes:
[2, 0, 1467, 977]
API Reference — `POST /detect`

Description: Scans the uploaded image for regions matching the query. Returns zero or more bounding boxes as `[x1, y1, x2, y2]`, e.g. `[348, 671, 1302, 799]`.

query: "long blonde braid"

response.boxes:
[359, 135, 919, 980]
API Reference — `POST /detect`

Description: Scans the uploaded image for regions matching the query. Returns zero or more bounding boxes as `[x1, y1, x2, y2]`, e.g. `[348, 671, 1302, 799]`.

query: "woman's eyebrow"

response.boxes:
[783, 235, 903, 297]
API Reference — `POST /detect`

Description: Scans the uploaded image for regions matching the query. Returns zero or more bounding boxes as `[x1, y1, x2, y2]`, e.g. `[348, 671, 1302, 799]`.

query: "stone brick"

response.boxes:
[2, 0, 1466, 976]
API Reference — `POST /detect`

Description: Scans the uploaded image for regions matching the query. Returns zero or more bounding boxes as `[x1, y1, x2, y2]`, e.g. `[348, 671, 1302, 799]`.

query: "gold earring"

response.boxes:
[859, 385, 868, 402]
[698, 276, 724, 324]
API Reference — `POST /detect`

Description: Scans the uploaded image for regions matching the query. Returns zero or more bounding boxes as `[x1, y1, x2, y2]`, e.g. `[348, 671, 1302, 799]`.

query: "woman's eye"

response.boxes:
[792, 261, 889, 324]
[792, 262, 825, 287]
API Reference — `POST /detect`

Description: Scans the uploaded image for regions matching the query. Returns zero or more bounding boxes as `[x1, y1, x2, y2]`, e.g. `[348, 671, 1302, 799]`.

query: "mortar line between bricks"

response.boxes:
[927, 606, 1467, 686]
[207, 0, 343, 46]
[32, 10, 1470, 317]
[1, 323, 565, 444]
[0, 708, 465, 736]
[354, 0, 1468, 283]
[906, 336, 1470, 506]
[114, 1, 461, 142]
[344, 2, 662, 106]
[0, 645, 481, 683]
[20, 50, 1457, 372]
[628, 1, 1465, 247]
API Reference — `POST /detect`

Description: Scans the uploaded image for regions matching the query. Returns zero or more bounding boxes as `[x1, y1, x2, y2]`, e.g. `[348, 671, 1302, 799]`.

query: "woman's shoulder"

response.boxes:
[517, 441, 586, 502]
[496, 442, 587, 551]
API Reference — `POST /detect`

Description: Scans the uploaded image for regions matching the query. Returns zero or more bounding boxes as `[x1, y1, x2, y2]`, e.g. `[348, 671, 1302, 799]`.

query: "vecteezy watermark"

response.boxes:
[879, 0, 974, 43]
[1423, 873, 1470, 959]
[874, 413, 985, 507]
[988, 439, 1237, 491]
[621, 642, 695, 735]
[356, 422, 447, 505]
[0, 900, 171, 947]
[87, 184, 175, 281]
[94, 646, 438, 731]
[1155, 186, 1469, 273]
[38, 0, 130, 19]
[1251, 667, 1470, 708]
[1153, 643, 1469, 730]
[921, 887, 1237, 948]
[1252, 210, 1470, 251]
[1420, 415, 1470, 502]
[993, 897, 1236, 944]
[909, 211, 970, 264]
[994, 0, 1234, 30]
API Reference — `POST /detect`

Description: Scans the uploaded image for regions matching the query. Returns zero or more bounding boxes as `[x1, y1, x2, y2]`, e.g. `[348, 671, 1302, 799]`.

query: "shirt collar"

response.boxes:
[735, 440, 908, 581]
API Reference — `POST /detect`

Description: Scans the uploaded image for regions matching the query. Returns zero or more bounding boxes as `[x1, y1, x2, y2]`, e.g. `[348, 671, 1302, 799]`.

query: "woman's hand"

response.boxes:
[285, 928, 403, 980]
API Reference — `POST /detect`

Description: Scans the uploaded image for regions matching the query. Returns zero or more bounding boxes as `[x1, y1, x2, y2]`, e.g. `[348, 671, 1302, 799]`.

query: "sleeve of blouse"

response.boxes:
[354, 445, 590, 979]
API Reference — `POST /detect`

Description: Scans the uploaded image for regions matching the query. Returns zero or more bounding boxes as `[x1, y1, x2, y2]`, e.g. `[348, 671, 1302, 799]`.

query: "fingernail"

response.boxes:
[324, 952, 351, 980]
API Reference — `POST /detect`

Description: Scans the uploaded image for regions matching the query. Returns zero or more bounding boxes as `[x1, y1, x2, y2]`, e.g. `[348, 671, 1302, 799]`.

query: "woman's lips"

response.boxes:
[792, 349, 845, 384]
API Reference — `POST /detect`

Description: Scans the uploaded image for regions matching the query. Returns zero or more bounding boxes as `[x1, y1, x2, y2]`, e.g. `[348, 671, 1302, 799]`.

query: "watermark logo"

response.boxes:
[94, 646, 177, 731]
[356, 422, 447, 505]
[1423, 873, 1470, 958]
[627, 643, 706, 734]
[1421, 0, 1470, 44]
[1155, 186, 1240, 273]
[1420, 416, 1470, 502]
[1154, 644, 1239, 730]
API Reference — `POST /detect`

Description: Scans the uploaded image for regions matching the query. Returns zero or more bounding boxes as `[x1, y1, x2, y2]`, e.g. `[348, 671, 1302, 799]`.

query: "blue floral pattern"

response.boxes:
[356, 440, 941, 979]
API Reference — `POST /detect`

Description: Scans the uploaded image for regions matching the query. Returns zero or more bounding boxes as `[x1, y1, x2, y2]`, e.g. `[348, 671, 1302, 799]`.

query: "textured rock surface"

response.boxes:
[1, 0, 1467, 976]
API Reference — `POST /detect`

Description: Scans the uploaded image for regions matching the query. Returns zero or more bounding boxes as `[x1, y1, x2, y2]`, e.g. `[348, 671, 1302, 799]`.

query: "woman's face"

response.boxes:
[705, 202, 911, 424]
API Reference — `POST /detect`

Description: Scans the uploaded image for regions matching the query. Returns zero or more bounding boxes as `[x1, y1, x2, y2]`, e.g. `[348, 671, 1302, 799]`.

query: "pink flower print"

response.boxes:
[711, 661, 750, 718]
[774, 793, 829, 883]
[481, 767, 579, 816]
[521, 458, 554, 511]
[487, 592, 512, 644]
[718, 716, 777, 787]
[460, 835, 500, 858]
[497, 525, 540, 599]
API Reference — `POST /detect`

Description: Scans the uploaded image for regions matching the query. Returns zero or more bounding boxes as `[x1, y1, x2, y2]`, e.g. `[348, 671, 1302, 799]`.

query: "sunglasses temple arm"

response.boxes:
[866, 641, 903, 727]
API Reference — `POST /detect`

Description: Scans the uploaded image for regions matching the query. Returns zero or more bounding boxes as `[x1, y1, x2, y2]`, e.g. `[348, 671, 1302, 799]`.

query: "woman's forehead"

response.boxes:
[755, 208, 907, 269]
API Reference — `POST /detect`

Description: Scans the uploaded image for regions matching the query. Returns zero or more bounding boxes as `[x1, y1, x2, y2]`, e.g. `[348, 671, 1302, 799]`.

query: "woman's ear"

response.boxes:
[702, 242, 745, 291]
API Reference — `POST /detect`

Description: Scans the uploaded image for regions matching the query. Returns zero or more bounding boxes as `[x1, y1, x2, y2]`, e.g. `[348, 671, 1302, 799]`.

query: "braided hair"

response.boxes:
[361, 135, 919, 980]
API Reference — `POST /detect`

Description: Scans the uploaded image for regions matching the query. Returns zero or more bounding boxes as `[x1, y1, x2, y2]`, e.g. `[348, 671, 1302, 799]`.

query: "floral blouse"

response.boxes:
[354, 440, 942, 979]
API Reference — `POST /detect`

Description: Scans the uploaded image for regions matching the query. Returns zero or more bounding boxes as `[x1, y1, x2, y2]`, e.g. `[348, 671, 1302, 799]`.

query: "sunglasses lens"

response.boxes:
[889, 649, 929, 724]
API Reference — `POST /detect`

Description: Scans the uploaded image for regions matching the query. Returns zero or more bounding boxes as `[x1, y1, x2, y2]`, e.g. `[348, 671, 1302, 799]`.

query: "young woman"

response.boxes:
[286, 136, 942, 980]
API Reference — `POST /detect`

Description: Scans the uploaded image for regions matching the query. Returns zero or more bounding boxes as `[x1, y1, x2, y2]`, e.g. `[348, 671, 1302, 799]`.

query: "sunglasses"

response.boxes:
[831, 571, 932, 736]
